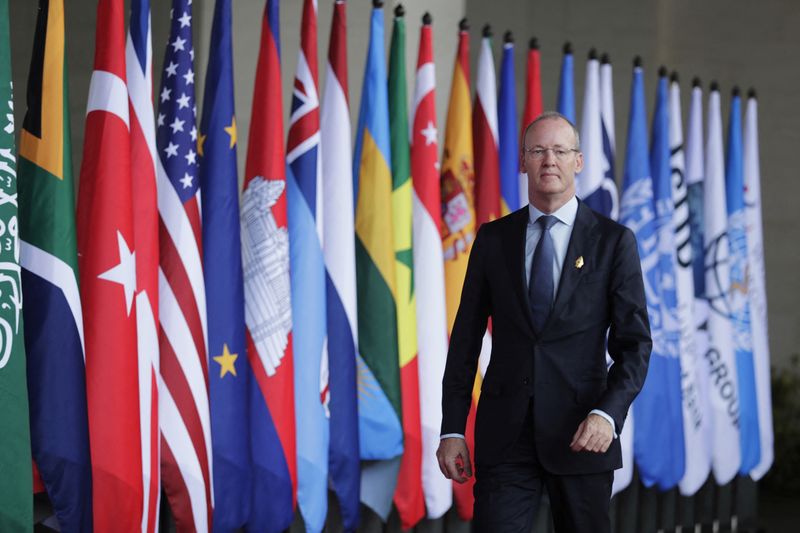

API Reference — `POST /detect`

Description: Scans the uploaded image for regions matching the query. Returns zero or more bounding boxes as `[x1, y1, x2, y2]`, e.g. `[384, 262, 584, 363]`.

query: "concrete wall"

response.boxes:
[7, 0, 797, 369]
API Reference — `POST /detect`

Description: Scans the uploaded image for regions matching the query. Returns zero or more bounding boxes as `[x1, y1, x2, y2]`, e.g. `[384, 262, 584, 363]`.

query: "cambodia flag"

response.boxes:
[242, 1, 296, 530]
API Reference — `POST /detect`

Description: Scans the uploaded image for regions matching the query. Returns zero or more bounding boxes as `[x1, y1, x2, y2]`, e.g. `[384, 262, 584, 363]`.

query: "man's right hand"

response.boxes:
[436, 437, 473, 483]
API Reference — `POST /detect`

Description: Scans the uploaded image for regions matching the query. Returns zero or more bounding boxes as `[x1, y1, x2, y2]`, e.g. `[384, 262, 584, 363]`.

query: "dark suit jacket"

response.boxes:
[441, 200, 652, 474]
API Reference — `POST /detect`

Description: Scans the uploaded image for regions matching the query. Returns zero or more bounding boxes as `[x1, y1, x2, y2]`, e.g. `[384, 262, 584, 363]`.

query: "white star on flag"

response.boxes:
[177, 93, 191, 109]
[180, 173, 193, 189]
[184, 149, 197, 165]
[165, 61, 178, 77]
[170, 117, 185, 134]
[172, 36, 186, 52]
[158, 113, 165, 127]
[178, 11, 191, 28]
[189, 126, 197, 141]
[183, 69, 194, 85]
[160, 87, 171, 103]
[98, 231, 137, 316]
[421, 121, 438, 146]
[164, 142, 179, 158]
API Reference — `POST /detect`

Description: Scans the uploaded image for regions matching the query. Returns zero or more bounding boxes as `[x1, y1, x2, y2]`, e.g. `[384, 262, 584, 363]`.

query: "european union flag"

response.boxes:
[198, 0, 251, 529]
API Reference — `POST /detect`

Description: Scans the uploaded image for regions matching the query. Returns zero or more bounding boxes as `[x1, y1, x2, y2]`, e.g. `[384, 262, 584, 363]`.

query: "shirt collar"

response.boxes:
[528, 195, 578, 227]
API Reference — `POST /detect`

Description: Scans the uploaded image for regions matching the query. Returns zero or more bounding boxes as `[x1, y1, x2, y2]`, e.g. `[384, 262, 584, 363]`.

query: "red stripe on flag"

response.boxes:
[521, 46, 543, 137]
[394, 357, 425, 529]
[159, 332, 212, 503]
[159, 219, 208, 383]
[183, 195, 204, 261]
[146, 370, 160, 533]
[328, 2, 348, 103]
[473, 104, 501, 225]
[286, 107, 320, 153]
[244, 11, 285, 186]
[247, 329, 298, 508]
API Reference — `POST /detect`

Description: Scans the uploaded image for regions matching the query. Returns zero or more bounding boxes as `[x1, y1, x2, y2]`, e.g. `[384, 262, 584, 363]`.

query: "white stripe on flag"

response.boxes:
[158, 268, 213, 456]
[20, 241, 85, 355]
[412, 190, 451, 518]
[158, 374, 209, 533]
[156, 158, 208, 350]
[475, 38, 498, 144]
[577, 57, 603, 199]
[321, 65, 358, 343]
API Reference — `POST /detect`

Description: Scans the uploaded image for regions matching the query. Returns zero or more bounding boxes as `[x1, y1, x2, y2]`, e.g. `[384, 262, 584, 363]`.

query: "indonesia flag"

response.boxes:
[77, 0, 142, 529]
[242, 1, 296, 529]
[411, 13, 451, 519]
[126, 1, 160, 530]
[155, 1, 213, 530]
[473, 25, 501, 224]
[519, 37, 543, 205]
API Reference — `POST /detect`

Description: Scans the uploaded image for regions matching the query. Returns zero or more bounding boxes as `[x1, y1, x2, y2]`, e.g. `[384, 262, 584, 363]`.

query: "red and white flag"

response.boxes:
[473, 26, 501, 225]
[155, 0, 213, 529]
[77, 0, 142, 529]
[126, 0, 160, 530]
[411, 14, 451, 519]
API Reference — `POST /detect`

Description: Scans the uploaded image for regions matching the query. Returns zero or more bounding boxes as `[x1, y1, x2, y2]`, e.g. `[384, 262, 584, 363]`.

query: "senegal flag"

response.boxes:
[0, 0, 33, 529]
[353, 2, 403, 521]
[388, 7, 424, 530]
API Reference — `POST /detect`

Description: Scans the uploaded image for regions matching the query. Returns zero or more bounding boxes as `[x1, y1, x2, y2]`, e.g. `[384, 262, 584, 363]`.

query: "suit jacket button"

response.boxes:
[523, 378, 530, 385]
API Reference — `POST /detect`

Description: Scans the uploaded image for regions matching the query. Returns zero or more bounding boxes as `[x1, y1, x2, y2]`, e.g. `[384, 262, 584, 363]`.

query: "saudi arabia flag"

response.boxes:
[0, 1, 33, 529]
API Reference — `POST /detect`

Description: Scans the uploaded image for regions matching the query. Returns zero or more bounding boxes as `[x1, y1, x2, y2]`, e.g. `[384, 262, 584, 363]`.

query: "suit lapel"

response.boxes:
[545, 201, 599, 331]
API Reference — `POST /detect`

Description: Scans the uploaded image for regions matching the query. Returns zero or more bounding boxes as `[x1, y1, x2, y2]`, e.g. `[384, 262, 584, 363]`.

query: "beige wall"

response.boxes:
[8, 0, 797, 369]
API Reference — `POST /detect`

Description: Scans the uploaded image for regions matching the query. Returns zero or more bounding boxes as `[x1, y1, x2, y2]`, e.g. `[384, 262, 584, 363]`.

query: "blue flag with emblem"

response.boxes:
[198, 0, 252, 529]
[725, 90, 760, 473]
[621, 63, 684, 489]
[644, 71, 685, 489]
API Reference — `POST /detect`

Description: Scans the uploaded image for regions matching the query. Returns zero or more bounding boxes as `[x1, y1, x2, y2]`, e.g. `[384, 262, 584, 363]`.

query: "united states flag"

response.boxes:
[155, 1, 213, 530]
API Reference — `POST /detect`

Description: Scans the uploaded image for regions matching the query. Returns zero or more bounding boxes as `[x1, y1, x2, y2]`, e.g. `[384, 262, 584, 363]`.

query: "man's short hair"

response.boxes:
[521, 111, 581, 152]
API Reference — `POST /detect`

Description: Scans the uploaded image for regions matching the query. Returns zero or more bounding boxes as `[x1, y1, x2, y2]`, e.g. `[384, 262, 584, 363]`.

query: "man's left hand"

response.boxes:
[569, 413, 614, 453]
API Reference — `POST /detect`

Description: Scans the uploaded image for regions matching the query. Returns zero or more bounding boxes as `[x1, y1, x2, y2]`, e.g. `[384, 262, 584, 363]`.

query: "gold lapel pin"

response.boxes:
[575, 256, 584, 269]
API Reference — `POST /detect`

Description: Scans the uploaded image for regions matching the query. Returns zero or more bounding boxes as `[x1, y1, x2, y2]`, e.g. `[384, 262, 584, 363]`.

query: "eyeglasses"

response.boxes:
[524, 147, 580, 160]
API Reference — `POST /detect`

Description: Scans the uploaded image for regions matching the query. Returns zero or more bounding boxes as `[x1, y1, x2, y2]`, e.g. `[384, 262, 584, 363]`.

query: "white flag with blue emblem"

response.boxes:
[743, 91, 773, 481]
[703, 86, 741, 483]
[670, 76, 712, 496]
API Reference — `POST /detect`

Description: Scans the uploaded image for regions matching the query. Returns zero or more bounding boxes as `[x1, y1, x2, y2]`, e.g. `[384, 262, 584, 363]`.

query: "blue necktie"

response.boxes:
[529, 215, 557, 334]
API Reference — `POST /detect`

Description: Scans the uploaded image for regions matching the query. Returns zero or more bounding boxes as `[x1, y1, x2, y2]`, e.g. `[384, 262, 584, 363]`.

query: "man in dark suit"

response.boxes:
[437, 112, 651, 532]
